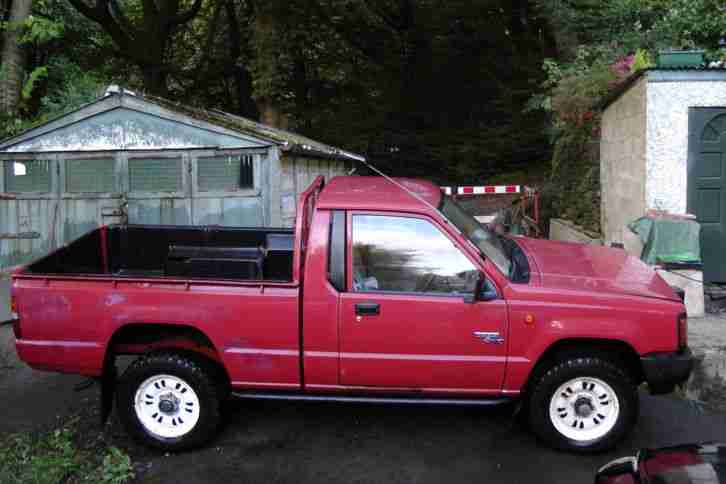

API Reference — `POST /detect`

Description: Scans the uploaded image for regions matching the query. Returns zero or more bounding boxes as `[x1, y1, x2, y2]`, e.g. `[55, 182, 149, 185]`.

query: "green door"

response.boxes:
[689, 108, 726, 283]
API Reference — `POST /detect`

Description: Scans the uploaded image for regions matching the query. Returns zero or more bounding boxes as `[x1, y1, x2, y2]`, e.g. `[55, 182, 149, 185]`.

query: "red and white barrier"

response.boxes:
[457, 185, 520, 195]
[440, 185, 522, 195]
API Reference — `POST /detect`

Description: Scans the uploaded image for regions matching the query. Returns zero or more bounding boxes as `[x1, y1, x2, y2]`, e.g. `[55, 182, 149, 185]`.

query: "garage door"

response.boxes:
[689, 108, 726, 283]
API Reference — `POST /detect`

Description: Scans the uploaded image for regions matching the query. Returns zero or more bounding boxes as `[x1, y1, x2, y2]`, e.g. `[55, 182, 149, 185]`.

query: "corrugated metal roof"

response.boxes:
[134, 91, 364, 162]
[0, 86, 364, 162]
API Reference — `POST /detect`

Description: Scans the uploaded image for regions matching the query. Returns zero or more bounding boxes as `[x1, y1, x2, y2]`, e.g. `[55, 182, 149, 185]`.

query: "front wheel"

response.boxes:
[527, 356, 638, 453]
[116, 352, 223, 451]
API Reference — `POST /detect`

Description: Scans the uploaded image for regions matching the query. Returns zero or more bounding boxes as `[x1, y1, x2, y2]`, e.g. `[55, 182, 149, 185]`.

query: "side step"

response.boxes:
[231, 391, 512, 406]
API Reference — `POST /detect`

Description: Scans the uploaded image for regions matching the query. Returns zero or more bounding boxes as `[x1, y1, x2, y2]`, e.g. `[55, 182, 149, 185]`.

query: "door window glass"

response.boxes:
[352, 215, 479, 294]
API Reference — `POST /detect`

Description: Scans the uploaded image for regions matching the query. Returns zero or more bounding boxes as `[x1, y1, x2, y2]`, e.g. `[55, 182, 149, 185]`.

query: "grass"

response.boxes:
[0, 418, 134, 484]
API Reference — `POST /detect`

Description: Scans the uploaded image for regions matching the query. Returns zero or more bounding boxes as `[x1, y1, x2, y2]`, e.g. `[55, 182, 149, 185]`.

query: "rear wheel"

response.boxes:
[116, 352, 222, 451]
[527, 356, 638, 453]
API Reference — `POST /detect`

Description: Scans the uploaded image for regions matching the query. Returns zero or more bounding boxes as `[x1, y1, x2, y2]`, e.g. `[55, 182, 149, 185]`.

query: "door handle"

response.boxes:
[355, 303, 380, 316]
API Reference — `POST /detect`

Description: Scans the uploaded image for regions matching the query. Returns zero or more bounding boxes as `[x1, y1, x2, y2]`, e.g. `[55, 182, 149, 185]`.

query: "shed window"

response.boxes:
[198, 155, 254, 191]
[129, 157, 182, 192]
[66, 158, 116, 193]
[3, 160, 52, 192]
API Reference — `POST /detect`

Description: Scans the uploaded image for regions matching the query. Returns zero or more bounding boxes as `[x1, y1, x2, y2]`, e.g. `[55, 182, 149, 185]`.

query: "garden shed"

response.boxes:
[600, 67, 726, 283]
[0, 86, 362, 270]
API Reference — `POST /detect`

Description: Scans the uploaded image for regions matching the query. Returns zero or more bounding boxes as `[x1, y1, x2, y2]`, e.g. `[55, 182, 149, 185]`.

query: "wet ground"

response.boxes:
[2, 324, 726, 484]
[129, 393, 726, 484]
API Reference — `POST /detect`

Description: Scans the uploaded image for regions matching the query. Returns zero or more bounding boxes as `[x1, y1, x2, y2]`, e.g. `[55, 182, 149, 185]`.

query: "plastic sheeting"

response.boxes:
[628, 215, 701, 265]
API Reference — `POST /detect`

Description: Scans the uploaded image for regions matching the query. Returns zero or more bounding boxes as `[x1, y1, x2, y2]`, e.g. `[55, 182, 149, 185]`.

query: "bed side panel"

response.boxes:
[13, 277, 301, 388]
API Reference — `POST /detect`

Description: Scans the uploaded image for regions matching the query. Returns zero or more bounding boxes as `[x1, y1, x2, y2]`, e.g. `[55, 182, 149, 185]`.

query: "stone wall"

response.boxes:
[600, 76, 648, 246]
[549, 218, 602, 245]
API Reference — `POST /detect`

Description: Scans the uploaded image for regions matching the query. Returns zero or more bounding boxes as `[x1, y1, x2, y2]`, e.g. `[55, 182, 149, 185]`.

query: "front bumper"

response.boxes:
[641, 348, 694, 395]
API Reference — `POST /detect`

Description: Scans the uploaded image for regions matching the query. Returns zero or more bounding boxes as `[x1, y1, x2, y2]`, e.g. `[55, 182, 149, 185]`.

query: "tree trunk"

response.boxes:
[256, 97, 289, 129]
[0, 0, 32, 116]
[140, 63, 168, 97]
[251, 3, 289, 129]
[225, 0, 259, 119]
[67, 0, 203, 98]
[233, 66, 259, 119]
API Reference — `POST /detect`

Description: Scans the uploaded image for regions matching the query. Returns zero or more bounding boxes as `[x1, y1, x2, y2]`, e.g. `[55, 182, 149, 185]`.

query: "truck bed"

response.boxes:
[23, 224, 295, 282]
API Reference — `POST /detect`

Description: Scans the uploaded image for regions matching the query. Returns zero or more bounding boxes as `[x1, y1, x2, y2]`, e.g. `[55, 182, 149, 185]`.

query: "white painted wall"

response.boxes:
[646, 78, 726, 215]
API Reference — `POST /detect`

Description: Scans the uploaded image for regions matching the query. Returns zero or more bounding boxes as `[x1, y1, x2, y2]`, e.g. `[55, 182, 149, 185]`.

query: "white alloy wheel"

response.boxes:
[134, 374, 201, 439]
[548, 376, 620, 442]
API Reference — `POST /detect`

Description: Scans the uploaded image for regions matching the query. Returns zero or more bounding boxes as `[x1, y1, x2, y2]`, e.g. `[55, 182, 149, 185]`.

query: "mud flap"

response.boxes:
[101, 362, 117, 425]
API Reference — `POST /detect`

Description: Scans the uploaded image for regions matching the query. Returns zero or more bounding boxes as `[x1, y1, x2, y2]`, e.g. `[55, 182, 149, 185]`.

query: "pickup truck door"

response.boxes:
[338, 213, 508, 393]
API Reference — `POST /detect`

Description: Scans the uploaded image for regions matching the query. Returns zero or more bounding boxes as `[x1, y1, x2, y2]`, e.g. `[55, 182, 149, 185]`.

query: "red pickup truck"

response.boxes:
[10, 176, 693, 453]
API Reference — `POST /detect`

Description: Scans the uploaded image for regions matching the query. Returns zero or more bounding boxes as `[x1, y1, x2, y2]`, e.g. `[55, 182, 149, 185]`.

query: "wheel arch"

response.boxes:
[104, 323, 229, 382]
[525, 338, 644, 393]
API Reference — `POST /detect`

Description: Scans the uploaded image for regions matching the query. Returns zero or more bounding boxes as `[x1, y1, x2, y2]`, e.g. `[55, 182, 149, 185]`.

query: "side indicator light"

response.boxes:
[524, 314, 535, 326]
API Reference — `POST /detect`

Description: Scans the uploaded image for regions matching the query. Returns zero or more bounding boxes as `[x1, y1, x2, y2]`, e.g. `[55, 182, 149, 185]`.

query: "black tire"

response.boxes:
[527, 356, 638, 453]
[116, 351, 222, 451]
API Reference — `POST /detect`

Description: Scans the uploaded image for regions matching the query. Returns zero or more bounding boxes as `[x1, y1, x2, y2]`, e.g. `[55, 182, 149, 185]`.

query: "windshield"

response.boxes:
[439, 196, 512, 276]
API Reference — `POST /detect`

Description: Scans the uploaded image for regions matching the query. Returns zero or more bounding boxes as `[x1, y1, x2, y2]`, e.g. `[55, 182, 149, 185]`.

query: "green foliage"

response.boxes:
[0, 0, 108, 139]
[98, 447, 135, 484]
[529, 0, 716, 233]
[0, 0, 555, 186]
[38, 58, 105, 120]
[8, 0, 723, 199]
[0, 427, 83, 484]
[531, 45, 621, 233]
[0, 421, 134, 484]
[632, 48, 656, 71]
[652, 0, 726, 51]
[21, 15, 65, 44]
[550, 47, 617, 129]
[22, 67, 48, 101]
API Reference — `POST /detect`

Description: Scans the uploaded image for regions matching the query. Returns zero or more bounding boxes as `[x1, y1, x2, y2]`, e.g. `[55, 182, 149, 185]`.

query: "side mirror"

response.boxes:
[464, 273, 498, 303]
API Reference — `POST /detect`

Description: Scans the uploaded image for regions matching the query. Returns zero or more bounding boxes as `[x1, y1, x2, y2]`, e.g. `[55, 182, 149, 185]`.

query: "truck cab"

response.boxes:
[10, 176, 693, 453]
